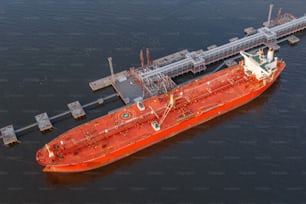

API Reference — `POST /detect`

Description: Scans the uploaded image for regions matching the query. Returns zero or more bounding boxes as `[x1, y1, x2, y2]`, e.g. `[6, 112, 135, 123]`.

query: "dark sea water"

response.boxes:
[0, 0, 306, 203]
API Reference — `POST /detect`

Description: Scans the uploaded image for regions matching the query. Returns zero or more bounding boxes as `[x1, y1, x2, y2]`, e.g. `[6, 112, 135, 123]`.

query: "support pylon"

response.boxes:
[146, 48, 151, 65]
[140, 49, 144, 67]
[108, 57, 115, 83]
[267, 4, 274, 27]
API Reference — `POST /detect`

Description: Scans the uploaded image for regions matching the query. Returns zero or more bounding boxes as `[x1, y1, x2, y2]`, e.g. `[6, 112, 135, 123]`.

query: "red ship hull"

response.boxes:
[36, 61, 286, 173]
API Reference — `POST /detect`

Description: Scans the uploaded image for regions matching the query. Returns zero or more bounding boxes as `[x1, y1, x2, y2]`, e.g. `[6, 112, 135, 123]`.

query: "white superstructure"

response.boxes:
[240, 49, 278, 80]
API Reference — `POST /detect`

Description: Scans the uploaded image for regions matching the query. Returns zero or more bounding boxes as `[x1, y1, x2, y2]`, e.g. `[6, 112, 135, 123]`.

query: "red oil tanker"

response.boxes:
[36, 49, 285, 172]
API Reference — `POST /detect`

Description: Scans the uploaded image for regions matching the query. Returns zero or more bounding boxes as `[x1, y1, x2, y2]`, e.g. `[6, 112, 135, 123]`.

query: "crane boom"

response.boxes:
[159, 94, 175, 126]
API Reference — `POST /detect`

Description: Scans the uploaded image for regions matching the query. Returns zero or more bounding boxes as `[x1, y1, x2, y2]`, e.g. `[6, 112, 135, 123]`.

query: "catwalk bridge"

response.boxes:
[131, 14, 306, 97]
[204, 15, 306, 64]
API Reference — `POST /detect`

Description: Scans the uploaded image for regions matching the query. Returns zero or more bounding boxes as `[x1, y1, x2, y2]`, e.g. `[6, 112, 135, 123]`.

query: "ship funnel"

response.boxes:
[267, 48, 274, 62]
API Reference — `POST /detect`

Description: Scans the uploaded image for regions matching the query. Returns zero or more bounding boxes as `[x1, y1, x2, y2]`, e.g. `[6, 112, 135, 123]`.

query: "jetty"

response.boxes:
[1, 5, 305, 146]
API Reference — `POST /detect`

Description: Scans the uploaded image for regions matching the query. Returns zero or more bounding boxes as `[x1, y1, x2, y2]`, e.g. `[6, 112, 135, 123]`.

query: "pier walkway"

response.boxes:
[90, 14, 306, 98]
[89, 71, 128, 91]
[1, 94, 118, 145]
[203, 15, 306, 65]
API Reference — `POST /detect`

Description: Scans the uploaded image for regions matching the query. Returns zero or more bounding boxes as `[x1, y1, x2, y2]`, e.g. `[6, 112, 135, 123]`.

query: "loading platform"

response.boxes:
[287, 35, 300, 44]
[89, 71, 128, 91]
[0, 125, 19, 146]
[244, 27, 257, 35]
[68, 101, 86, 119]
[35, 113, 53, 132]
[112, 77, 144, 104]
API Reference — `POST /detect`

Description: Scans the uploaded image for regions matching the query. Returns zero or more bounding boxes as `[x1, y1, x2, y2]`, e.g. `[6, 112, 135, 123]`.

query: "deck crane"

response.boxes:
[159, 94, 175, 126]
